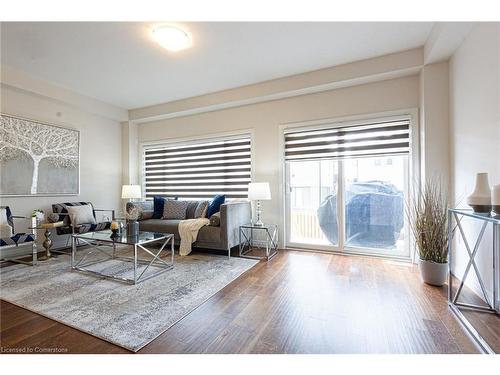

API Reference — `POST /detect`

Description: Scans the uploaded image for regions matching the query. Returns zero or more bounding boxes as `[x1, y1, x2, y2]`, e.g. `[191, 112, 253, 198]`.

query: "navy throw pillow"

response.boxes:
[207, 194, 226, 217]
[153, 196, 166, 219]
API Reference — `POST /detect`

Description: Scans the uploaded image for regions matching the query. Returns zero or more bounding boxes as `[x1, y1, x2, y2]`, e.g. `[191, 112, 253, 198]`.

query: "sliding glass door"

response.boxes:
[342, 155, 408, 256]
[284, 116, 412, 258]
[287, 159, 339, 248]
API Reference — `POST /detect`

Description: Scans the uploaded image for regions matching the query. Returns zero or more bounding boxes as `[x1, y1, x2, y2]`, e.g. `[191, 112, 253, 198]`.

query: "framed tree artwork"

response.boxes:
[0, 114, 80, 196]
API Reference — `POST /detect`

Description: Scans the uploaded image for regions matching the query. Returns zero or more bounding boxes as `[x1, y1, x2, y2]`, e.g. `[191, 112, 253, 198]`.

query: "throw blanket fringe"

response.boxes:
[178, 218, 210, 256]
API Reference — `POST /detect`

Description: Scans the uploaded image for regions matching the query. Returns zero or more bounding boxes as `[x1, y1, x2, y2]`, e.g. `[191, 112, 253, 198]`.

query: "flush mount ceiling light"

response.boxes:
[152, 25, 192, 52]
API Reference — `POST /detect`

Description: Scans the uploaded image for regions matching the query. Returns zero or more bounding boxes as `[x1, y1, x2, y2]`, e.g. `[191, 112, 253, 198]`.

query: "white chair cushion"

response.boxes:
[0, 224, 13, 238]
[0, 208, 14, 238]
[0, 208, 13, 237]
[66, 205, 96, 226]
[0, 208, 8, 226]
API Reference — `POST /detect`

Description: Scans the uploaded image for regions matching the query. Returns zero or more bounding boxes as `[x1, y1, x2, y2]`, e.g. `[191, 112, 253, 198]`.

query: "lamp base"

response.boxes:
[253, 200, 265, 226]
[254, 219, 264, 227]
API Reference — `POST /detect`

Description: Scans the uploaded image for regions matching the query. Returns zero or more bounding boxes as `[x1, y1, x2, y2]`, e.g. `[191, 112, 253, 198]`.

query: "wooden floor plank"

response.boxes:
[1, 249, 497, 354]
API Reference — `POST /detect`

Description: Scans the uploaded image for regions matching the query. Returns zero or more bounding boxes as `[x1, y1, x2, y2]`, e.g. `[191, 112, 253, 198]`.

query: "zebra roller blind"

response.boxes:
[285, 118, 411, 161]
[143, 135, 251, 199]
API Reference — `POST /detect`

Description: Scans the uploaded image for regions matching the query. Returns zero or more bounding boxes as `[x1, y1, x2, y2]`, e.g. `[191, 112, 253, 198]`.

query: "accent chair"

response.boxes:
[0, 206, 37, 265]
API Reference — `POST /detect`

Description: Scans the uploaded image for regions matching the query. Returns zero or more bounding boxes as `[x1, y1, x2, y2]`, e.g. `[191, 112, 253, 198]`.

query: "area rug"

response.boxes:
[0, 251, 258, 352]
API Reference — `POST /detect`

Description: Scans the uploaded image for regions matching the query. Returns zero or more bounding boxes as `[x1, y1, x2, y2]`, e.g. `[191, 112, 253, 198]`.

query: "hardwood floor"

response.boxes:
[1, 249, 496, 354]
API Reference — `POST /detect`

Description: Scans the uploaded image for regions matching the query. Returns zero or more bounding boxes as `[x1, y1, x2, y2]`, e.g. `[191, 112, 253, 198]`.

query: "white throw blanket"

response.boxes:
[178, 218, 210, 256]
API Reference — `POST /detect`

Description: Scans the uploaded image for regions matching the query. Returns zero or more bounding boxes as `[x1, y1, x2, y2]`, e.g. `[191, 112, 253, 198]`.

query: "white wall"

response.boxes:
[419, 62, 450, 188]
[0, 73, 125, 249]
[449, 23, 500, 306]
[137, 75, 420, 246]
[121, 120, 139, 185]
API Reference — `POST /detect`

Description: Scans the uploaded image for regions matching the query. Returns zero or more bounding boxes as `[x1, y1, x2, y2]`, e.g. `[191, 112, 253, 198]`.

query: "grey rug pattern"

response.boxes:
[0, 251, 258, 352]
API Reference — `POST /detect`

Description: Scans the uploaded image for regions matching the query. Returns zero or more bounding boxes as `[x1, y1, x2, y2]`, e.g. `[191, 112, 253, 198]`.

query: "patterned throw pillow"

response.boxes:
[162, 200, 189, 220]
[185, 201, 199, 219]
[194, 201, 209, 218]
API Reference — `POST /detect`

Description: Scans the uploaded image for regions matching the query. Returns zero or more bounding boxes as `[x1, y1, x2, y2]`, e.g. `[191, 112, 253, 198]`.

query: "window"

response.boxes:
[285, 116, 412, 258]
[143, 134, 251, 200]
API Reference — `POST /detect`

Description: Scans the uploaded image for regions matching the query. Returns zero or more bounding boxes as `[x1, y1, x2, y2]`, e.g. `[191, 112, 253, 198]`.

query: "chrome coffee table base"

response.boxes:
[71, 231, 174, 285]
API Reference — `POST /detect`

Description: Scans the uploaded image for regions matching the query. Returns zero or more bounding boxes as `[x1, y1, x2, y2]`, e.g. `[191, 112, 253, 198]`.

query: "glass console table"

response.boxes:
[448, 209, 499, 354]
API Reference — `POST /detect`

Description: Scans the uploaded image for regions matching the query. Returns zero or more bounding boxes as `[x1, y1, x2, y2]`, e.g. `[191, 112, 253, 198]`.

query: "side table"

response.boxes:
[239, 223, 278, 261]
[29, 221, 64, 260]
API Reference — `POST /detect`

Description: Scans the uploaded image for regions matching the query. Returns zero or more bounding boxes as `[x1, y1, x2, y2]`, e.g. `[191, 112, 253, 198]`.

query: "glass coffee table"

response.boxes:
[71, 230, 174, 285]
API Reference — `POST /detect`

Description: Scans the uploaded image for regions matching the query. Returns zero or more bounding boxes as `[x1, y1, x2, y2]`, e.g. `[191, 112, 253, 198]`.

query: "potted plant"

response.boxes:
[407, 180, 449, 286]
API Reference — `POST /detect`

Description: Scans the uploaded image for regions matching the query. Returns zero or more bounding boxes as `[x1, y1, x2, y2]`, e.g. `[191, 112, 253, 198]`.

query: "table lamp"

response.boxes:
[248, 182, 271, 226]
[121, 184, 142, 202]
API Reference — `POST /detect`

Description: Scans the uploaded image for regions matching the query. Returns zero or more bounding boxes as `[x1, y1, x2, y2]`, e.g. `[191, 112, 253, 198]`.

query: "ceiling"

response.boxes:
[1, 22, 434, 109]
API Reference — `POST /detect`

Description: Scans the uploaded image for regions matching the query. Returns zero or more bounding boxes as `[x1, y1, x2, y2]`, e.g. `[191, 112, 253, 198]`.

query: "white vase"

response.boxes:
[492, 184, 500, 215]
[420, 260, 448, 286]
[467, 173, 492, 213]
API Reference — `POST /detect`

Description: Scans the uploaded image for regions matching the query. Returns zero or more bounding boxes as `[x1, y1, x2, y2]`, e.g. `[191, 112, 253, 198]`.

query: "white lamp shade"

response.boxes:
[121, 185, 142, 199]
[248, 182, 271, 200]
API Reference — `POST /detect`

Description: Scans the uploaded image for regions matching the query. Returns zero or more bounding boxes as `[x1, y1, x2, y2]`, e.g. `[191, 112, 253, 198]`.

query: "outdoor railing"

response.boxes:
[290, 208, 327, 242]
